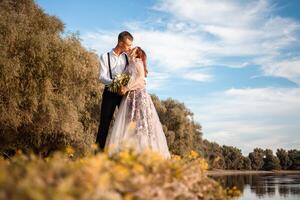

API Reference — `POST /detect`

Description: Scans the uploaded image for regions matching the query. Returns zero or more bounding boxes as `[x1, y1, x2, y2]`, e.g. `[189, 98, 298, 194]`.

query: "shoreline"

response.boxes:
[207, 170, 300, 176]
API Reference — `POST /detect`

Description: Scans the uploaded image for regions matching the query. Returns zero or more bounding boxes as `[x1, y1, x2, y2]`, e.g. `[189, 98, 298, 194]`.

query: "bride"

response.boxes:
[104, 47, 171, 159]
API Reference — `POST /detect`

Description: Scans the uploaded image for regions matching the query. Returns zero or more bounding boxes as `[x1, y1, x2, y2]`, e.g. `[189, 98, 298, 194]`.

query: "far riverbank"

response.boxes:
[207, 170, 300, 176]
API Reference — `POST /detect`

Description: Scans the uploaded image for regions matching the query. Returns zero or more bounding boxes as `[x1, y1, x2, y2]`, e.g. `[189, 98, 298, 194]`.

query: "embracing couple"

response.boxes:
[95, 31, 171, 159]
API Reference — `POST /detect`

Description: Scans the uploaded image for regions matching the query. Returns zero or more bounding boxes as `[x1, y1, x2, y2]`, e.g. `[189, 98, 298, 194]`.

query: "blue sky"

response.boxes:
[36, 0, 300, 155]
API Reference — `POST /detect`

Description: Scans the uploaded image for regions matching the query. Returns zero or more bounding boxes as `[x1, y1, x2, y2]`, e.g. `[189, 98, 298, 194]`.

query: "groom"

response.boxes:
[96, 31, 133, 151]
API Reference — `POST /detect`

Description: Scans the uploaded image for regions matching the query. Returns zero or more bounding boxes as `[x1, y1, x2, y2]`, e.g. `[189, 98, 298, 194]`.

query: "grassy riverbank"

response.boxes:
[0, 148, 233, 200]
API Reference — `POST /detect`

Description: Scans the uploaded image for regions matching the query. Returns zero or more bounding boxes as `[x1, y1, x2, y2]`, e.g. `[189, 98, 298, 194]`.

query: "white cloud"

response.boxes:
[82, 28, 214, 69]
[152, 0, 300, 83]
[182, 72, 213, 82]
[146, 71, 170, 91]
[131, 30, 212, 69]
[153, 0, 272, 28]
[81, 30, 117, 54]
[261, 59, 300, 85]
[187, 87, 300, 154]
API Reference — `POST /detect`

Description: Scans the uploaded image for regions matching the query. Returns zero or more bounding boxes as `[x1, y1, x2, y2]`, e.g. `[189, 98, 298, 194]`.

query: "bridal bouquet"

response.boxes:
[108, 73, 130, 93]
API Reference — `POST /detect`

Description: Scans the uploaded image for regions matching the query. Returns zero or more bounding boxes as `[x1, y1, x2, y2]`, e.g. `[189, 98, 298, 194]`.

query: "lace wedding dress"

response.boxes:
[104, 58, 171, 159]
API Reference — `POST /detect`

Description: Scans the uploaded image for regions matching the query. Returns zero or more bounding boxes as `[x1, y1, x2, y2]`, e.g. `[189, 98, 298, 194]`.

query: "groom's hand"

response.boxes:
[118, 86, 125, 95]
[120, 86, 128, 95]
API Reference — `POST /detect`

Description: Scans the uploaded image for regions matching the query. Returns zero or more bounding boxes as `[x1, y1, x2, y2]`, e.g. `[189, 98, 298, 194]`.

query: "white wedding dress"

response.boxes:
[104, 58, 171, 159]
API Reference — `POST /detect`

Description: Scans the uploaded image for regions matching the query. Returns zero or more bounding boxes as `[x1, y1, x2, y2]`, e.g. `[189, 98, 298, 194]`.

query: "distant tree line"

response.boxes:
[201, 141, 299, 170]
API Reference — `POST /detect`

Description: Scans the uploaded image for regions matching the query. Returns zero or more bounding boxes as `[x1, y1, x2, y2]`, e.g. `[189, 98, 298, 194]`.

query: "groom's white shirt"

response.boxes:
[99, 49, 128, 85]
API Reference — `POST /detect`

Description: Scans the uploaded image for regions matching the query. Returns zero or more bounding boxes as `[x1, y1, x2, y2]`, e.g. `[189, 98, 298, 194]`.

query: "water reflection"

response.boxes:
[210, 174, 300, 199]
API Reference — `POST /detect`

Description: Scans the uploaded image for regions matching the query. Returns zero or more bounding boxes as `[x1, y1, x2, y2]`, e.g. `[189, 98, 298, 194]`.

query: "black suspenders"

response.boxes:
[124, 54, 129, 68]
[107, 52, 129, 80]
[107, 52, 112, 79]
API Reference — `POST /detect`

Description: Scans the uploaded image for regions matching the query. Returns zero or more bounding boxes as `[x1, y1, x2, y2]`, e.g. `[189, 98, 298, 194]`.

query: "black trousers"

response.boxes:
[96, 87, 123, 150]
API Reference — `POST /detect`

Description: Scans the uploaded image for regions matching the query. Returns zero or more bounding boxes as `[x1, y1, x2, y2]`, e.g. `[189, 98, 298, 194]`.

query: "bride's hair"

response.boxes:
[135, 47, 148, 77]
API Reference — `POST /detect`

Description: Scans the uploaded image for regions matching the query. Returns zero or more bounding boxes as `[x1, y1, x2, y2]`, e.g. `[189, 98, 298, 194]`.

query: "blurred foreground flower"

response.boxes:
[0, 147, 231, 200]
[65, 146, 75, 157]
[188, 150, 199, 159]
[225, 186, 242, 198]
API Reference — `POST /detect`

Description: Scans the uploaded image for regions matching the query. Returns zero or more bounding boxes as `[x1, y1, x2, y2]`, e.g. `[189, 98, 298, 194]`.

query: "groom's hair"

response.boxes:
[118, 31, 133, 42]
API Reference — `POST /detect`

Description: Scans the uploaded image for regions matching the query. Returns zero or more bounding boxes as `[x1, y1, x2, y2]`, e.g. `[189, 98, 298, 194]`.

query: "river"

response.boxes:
[210, 173, 300, 200]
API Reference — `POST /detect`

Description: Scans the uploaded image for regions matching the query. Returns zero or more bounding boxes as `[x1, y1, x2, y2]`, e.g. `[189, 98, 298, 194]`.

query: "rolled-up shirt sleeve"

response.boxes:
[99, 54, 113, 85]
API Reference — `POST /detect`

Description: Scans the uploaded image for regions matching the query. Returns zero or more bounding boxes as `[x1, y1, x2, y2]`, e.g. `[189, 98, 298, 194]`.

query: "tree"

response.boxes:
[0, 0, 102, 155]
[263, 149, 281, 170]
[242, 157, 252, 170]
[287, 149, 300, 170]
[221, 145, 244, 170]
[202, 140, 225, 169]
[151, 95, 204, 156]
[276, 149, 291, 170]
[248, 148, 264, 170]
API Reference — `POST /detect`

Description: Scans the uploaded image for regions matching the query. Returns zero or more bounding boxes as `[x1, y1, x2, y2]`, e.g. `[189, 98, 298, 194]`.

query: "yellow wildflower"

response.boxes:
[172, 155, 181, 161]
[111, 164, 130, 182]
[132, 163, 144, 174]
[65, 146, 75, 156]
[91, 143, 98, 151]
[188, 150, 199, 159]
[119, 150, 133, 164]
[225, 186, 242, 197]
[198, 158, 209, 170]
[144, 149, 164, 161]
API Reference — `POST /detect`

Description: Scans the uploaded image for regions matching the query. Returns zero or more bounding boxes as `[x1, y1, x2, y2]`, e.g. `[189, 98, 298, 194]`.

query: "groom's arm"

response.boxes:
[99, 53, 113, 85]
